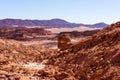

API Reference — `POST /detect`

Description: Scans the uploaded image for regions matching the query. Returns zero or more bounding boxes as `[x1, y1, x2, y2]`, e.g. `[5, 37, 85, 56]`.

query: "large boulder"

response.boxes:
[57, 33, 72, 50]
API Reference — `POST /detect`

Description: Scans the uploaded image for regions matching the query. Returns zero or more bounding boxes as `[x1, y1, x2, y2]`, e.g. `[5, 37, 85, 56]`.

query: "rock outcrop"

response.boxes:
[57, 33, 72, 50]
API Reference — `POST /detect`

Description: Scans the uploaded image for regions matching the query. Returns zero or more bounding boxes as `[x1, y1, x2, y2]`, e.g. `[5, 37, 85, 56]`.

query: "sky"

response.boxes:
[0, 0, 120, 24]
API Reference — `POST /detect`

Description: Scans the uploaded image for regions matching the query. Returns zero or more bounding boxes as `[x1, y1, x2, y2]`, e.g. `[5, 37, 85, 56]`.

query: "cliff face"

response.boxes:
[46, 22, 120, 80]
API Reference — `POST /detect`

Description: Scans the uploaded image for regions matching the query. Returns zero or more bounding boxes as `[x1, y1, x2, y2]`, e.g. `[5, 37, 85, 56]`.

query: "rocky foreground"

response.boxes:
[0, 22, 120, 80]
[0, 38, 57, 80]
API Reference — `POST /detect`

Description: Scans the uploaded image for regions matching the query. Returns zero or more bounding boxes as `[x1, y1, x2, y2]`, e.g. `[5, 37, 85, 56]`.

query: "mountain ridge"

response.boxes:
[0, 18, 109, 28]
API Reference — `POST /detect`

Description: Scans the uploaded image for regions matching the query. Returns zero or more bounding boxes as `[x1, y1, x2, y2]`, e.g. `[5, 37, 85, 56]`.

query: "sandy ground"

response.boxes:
[46, 26, 100, 33]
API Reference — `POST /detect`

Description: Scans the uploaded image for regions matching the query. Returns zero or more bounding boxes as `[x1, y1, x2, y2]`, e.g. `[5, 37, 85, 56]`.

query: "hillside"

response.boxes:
[0, 38, 57, 80]
[44, 22, 120, 80]
[0, 19, 108, 28]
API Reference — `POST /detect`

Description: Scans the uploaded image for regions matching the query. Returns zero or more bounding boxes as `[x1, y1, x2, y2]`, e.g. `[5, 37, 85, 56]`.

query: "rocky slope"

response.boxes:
[43, 22, 120, 80]
[0, 38, 57, 80]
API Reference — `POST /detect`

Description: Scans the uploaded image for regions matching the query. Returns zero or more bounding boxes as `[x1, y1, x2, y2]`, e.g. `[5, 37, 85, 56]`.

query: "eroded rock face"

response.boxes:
[57, 33, 72, 50]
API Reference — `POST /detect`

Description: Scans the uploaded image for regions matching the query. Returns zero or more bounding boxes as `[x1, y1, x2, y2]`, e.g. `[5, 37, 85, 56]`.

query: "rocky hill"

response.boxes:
[0, 19, 108, 28]
[0, 27, 52, 40]
[44, 22, 120, 80]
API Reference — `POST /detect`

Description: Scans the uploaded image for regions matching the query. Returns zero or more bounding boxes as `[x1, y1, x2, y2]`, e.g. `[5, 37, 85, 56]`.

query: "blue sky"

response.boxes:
[0, 0, 120, 24]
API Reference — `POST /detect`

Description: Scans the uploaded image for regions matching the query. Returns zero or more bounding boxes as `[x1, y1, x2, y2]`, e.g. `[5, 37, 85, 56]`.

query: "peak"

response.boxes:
[51, 18, 68, 22]
[51, 18, 66, 21]
[92, 22, 109, 28]
[94, 22, 106, 24]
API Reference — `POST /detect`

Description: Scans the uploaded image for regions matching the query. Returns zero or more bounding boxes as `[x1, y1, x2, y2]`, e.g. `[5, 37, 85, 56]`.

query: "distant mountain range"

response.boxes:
[0, 18, 109, 28]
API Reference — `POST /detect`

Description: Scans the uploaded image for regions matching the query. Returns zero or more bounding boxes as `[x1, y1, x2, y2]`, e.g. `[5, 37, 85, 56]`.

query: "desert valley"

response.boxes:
[0, 19, 106, 49]
[0, 18, 120, 80]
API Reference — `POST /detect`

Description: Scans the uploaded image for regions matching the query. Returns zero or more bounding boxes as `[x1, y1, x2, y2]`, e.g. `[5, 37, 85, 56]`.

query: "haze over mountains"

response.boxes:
[0, 18, 109, 28]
